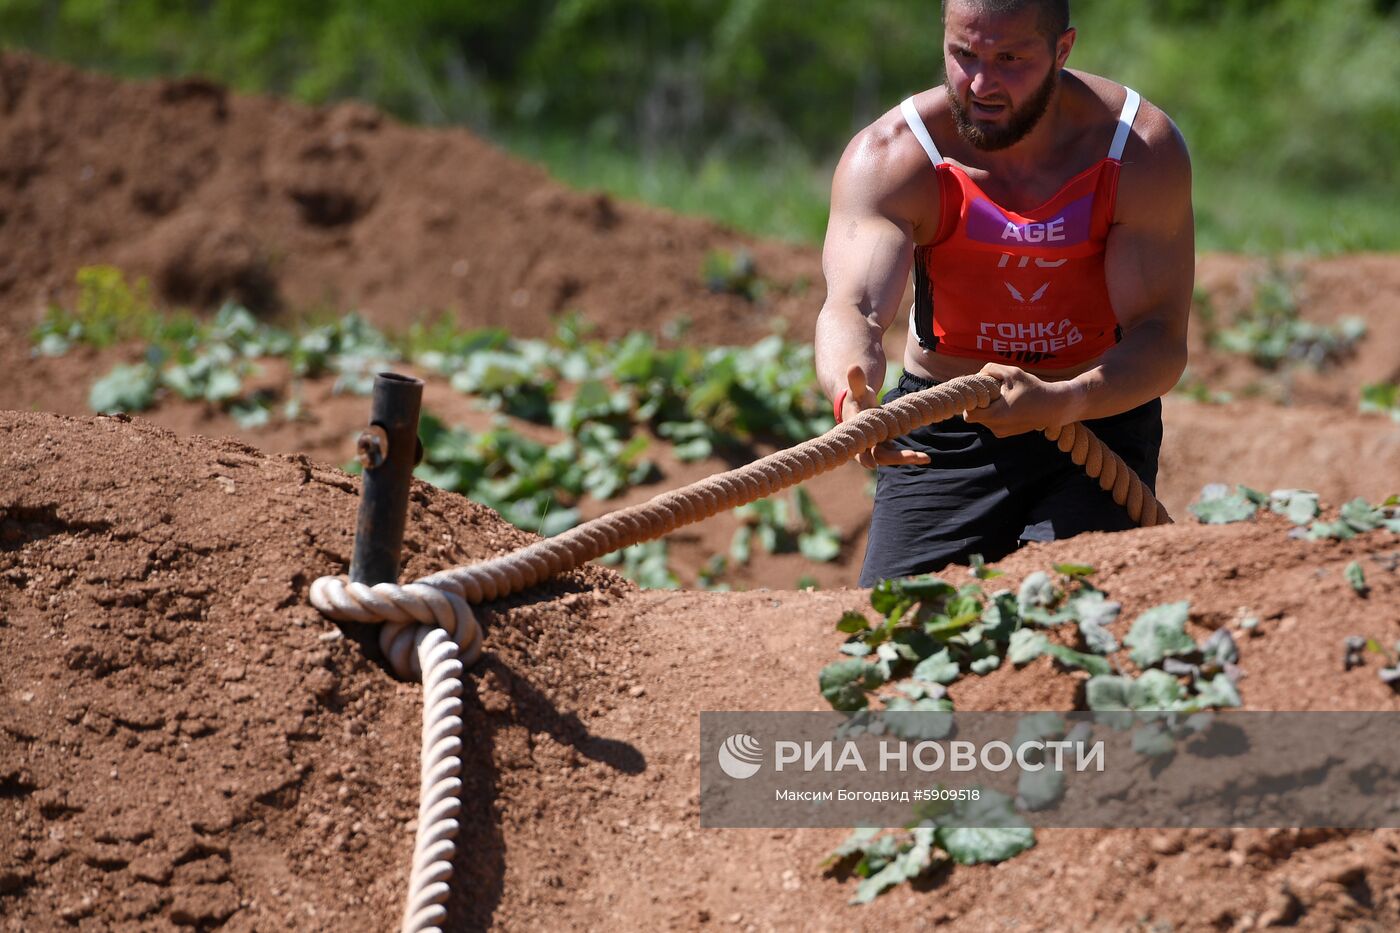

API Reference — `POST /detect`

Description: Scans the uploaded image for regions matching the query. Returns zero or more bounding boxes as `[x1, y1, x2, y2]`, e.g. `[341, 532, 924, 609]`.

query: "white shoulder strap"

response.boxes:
[1108, 87, 1141, 161]
[900, 96, 943, 166]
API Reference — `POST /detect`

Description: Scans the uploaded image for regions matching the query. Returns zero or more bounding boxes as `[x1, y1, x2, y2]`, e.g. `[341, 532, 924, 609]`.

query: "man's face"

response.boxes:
[942, 1, 1074, 151]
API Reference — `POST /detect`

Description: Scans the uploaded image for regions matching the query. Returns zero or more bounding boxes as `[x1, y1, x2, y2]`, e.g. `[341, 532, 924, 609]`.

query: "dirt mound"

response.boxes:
[0, 52, 819, 345]
[4, 411, 1400, 930]
[0, 410, 633, 930]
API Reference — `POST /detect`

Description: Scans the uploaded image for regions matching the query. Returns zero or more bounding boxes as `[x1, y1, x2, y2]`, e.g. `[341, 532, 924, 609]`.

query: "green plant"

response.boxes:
[696, 554, 731, 591]
[1360, 383, 1400, 421]
[31, 265, 168, 353]
[730, 487, 841, 566]
[599, 540, 679, 590]
[1210, 265, 1365, 370]
[88, 362, 159, 414]
[1189, 483, 1264, 524]
[701, 248, 765, 301]
[1172, 371, 1232, 405]
[413, 413, 657, 538]
[823, 790, 1034, 904]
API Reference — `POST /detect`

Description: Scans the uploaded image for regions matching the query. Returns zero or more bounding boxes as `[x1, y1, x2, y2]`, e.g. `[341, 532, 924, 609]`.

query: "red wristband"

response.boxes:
[833, 388, 849, 424]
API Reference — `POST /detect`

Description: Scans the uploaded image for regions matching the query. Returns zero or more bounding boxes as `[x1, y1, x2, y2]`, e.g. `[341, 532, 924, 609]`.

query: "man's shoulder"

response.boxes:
[1072, 71, 1190, 175]
[1063, 74, 1191, 232]
[832, 91, 945, 226]
[842, 89, 949, 178]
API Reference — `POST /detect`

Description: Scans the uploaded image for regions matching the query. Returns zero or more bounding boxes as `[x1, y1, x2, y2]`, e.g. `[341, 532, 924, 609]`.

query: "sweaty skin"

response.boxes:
[814, 1, 1194, 469]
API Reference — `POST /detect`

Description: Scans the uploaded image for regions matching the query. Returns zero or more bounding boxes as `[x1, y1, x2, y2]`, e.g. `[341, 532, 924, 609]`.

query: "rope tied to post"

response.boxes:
[309, 371, 1171, 932]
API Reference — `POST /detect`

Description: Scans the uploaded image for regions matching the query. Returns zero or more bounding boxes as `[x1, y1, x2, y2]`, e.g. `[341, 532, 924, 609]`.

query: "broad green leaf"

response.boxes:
[873, 642, 901, 682]
[1201, 628, 1239, 666]
[1307, 520, 1356, 541]
[89, 363, 158, 413]
[1269, 489, 1320, 525]
[895, 681, 946, 700]
[1008, 629, 1048, 665]
[1069, 589, 1121, 653]
[1085, 674, 1134, 712]
[203, 366, 243, 402]
[849, 857, 909, 904]
[900, 575, 958, 602]
[1044, 643, 1112, 676]
[970, 654, 1002, 675]
[1016, 766, 1065, 811]
[912, 649, 960, 685]
[1067, 589, 1121, 627]
[798, 527, 842, 562]
[1016, 571, 1056, 615]
[870, 579, 907, 616]
[923, 613, 980, 638]
[1125, 601, 1196, 668]
[1078, 621, 1118, 655]
[819, 659, 872, 711]
[1189, 483, 1258, 524]
[825, 827, 881, 865]
[1238, 485, 1268, 505]
[229, 400, 270, 428]
[1010, 712, 1066, 752]
[1340, 498, 1382, 533]
[849, 828, 937, 904]
[1128, 669, 1185, 710]
[1192, 673, 1243, 709]
[837, 611, 870, 634]
[980, 591, 1020, 642]
[882, 697, 955, 739]
[945, 586, 985, 625]
[937, 792, 1035, 864]
[1132, 722, 1177, 757]
[1054, 562, 1096, 577]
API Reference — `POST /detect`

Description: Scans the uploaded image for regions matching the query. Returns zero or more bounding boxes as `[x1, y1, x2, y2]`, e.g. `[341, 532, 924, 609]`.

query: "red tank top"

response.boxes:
[900, 88, 1141, 369]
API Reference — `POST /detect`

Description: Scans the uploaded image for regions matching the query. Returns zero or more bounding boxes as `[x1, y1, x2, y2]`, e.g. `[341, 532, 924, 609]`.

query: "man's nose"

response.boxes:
[969, 69, 998, 99]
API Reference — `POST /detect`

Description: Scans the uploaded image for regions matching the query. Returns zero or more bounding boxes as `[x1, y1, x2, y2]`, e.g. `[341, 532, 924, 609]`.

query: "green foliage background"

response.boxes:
[3, 0, 1398, 251]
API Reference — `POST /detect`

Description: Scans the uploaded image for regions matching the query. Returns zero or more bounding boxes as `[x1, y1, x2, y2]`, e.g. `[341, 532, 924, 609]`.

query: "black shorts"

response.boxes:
[858, 372, 1162, 587]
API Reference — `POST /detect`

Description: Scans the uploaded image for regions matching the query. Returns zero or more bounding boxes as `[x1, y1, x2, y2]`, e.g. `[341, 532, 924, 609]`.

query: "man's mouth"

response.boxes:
[971, 99, 1007, 118]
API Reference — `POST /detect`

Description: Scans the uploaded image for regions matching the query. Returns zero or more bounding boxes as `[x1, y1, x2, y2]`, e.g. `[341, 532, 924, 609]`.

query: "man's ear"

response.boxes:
[1055, 27, 1076, 70]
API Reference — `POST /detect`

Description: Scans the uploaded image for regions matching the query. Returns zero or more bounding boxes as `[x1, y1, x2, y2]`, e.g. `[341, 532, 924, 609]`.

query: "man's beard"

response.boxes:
[946, 66, 1058, 151]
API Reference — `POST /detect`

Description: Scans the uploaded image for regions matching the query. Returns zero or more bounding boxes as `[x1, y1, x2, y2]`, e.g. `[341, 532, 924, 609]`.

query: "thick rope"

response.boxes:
[307, 372, 1170, 932]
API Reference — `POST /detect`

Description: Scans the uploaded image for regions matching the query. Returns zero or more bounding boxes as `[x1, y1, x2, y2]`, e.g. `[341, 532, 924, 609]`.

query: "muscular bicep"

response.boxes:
[1104, 115, 1195, 346]
[819, 141, 918, 333]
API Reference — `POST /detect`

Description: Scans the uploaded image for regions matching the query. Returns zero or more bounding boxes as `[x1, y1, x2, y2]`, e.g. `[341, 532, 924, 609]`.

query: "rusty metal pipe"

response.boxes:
[350, 372, 424, 586]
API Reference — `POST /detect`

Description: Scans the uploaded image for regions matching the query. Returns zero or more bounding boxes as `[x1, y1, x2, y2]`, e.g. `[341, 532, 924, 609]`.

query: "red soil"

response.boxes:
[0, 51, 817, 346]
[4, 413, 1400, 931]
[3, 53, 1400, 930]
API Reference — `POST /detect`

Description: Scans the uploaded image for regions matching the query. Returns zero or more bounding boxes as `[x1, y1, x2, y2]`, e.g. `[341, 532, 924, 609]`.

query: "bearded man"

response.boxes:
[814, 0, 1194, 585]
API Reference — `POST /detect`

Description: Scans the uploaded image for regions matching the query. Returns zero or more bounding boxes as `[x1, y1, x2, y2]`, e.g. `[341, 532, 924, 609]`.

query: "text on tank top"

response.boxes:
[899, 88, 1141, 369]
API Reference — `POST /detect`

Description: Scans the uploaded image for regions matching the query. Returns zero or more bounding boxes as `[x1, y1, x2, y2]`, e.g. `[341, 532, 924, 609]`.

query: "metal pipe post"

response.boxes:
[349, 372, 424, 586]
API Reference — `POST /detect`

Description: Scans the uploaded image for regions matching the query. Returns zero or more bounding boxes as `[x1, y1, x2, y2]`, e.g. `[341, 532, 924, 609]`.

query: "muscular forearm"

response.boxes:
[814, 303, 888, 405]
[1060, 320, 1187, 422]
